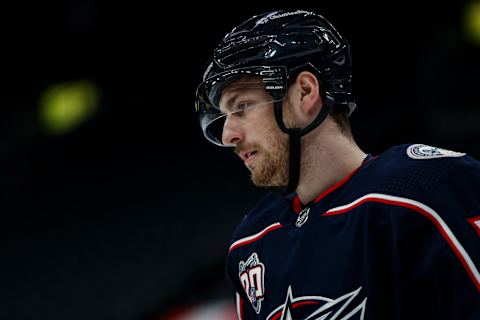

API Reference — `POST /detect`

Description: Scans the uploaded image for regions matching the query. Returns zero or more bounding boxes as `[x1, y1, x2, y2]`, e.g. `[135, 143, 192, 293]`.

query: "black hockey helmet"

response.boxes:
[195, 9, 355, 147]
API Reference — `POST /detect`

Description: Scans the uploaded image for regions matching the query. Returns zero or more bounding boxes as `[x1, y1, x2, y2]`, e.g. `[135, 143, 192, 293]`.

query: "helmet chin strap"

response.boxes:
[272, 96, 334, 195]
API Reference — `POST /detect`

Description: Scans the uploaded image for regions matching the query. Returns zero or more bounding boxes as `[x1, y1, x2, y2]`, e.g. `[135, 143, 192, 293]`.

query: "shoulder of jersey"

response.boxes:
[228, 192, 286, 243]
[347, 143, 471, 201]
[376, 143, 467, 169]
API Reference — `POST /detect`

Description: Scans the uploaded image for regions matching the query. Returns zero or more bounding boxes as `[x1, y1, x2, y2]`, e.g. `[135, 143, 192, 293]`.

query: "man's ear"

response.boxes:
[293, 71, 323, 122]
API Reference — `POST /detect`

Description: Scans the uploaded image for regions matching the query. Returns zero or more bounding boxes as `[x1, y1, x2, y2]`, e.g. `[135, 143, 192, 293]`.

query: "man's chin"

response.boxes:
[250, 162, 288, 190]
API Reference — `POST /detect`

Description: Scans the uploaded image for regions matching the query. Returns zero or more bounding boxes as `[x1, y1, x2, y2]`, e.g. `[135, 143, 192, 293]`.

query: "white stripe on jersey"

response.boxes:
[325, 193, 480, 291]
[229, 222, 282, 252]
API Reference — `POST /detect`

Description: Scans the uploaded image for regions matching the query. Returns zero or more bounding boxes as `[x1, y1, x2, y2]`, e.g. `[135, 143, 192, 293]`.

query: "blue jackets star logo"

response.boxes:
[267, 286, 367, 320]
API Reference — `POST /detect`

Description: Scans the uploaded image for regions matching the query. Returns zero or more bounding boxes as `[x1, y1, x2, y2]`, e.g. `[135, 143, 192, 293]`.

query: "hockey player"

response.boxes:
[195, 9, 480, 319]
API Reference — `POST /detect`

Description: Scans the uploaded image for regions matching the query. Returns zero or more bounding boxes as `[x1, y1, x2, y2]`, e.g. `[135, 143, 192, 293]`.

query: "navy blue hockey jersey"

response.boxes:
[226, 144, 480, 319]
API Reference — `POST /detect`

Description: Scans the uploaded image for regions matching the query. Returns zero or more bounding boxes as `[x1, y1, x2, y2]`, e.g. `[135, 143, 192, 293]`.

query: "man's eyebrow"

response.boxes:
[221, 92, 240, 113]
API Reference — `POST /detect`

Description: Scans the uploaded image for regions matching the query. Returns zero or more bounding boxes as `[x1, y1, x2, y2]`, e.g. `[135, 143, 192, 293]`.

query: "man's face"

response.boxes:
[219, 76, 291, 188]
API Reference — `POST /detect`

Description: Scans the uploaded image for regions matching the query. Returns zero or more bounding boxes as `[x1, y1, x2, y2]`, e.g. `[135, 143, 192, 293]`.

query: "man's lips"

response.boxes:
[238, 150, 258, 167]
[241, 150, 256, 160]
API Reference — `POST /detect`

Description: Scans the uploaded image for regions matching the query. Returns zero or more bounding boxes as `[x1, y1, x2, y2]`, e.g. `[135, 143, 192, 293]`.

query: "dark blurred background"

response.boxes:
[1, 1, 479, 319]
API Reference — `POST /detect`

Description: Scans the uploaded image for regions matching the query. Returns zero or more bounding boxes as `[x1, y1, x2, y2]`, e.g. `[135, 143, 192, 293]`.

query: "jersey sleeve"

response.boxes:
[421, 155, 480, 318]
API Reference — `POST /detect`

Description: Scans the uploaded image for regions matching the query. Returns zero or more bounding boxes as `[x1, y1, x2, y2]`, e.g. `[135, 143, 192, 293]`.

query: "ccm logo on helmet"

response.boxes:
[257, 10, 313, 24]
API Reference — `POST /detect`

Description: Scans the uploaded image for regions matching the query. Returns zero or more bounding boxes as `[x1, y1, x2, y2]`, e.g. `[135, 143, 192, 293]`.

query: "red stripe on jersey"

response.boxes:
[293, 300, 321, 308]
[229, 222, 283, 252]
[324, 193, 480, 292]
[467, 216, 480, 236]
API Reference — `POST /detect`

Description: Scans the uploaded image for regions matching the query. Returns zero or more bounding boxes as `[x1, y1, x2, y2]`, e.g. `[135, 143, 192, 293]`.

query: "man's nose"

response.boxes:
[222, 115, 243, 146]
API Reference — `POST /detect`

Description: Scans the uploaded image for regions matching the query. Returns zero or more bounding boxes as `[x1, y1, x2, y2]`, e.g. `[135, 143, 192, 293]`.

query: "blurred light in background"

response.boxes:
[157, 300, 235, 320]
[464, 0, 480, 45]
[39, 80, 100, 135]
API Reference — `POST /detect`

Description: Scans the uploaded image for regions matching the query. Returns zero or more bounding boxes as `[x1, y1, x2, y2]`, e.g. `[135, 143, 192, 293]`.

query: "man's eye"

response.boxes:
[236, 103, 251, 111]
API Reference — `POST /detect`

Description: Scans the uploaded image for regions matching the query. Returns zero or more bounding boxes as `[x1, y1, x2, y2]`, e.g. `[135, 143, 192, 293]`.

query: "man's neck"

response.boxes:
[295, 125, 366, 204]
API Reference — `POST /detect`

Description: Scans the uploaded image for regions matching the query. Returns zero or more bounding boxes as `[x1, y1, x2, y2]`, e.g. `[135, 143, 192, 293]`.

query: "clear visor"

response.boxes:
[195, 66, 288, 147]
